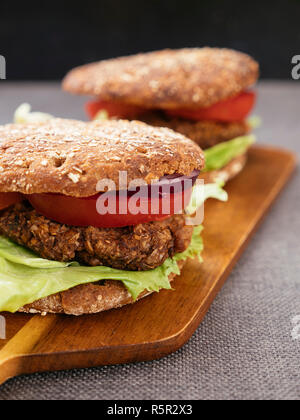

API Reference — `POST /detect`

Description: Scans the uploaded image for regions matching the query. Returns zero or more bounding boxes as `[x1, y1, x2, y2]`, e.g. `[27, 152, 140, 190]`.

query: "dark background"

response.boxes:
[0, 0, 299, 80]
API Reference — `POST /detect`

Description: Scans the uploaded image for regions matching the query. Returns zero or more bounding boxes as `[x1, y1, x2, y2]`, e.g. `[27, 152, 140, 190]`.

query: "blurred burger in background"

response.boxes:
[63, 48, 259, 184]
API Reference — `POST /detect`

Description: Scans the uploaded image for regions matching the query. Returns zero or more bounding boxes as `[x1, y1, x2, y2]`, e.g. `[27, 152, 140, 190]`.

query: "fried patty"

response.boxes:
[0, 203, 193, 271]
[140, 111, 250, 149]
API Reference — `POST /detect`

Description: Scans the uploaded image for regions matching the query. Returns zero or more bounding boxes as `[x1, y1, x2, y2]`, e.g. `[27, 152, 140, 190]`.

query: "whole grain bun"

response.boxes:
[199, 153, 248, 184]
[19, 261, 184, 316]
[63, 48, 259, 109]
[0, 118, 204, 197]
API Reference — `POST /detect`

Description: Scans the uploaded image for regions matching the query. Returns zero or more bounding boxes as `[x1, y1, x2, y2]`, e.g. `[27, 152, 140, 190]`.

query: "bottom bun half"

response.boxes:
[19, 261, 185, 316]
[199, 153, 247, 184]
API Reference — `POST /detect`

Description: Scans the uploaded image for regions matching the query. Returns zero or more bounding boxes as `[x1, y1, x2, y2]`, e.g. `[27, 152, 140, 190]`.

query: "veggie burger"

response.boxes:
[0, 117, 221, 315]
[63, 48, 259, 184]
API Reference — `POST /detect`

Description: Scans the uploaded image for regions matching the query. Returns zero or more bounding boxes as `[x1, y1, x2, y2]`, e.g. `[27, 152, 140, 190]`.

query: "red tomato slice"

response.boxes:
[166, 91, 256, 122]
[0, 192, 24, 211]
[27, 172, 198, 228]
[86, 100, 146, 120]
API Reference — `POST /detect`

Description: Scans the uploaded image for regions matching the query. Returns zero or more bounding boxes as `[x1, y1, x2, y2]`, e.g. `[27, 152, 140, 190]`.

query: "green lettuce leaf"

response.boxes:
[247, 115, 262, 130]
[14, 103, 54, 124]
[203, 134, 256, 172]
[0, 236, 76, 268]
[185, 182, 228, 215]
[0, 226, 203, 313]
[94, 110, 109, 120]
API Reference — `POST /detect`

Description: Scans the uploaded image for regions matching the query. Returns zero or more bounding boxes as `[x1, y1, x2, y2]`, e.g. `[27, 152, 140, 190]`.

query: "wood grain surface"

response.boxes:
[0, 146, 297, 385]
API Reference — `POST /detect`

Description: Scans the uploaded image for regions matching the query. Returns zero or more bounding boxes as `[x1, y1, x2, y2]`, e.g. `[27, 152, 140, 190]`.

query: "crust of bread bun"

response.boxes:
[199, 153, 248, 184]
[19, 261, 184, 316]
[63, 48, 259, 109]
[0, 118, 204, 197]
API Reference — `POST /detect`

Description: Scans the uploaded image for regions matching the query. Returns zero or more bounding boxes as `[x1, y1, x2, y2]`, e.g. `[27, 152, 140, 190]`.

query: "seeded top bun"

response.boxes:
[63, 48, 259, 109]
[0, 118, 204, 197]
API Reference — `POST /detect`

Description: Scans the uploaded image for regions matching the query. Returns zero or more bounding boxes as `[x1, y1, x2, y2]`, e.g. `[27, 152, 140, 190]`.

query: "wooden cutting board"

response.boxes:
[0, 145, 297, 385]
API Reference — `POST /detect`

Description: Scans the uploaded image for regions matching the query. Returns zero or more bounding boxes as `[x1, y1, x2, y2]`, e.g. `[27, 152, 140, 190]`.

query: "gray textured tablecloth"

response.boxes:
[0, 81, 299, 400]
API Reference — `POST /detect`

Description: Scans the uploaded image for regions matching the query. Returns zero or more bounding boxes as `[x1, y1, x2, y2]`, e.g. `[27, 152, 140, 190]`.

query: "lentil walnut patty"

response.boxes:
[140, 111, 250, 149]
[0, 203, 193, 271]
